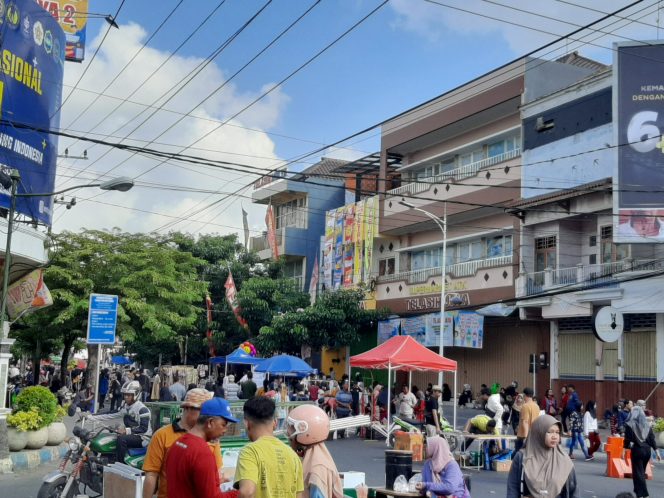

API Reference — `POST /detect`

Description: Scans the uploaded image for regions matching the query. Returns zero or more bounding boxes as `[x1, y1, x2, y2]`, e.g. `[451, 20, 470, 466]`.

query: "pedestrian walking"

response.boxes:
[416, 436, 470, 498]
[583, 400, 601, 457]
[109, 373, 123, 412]
[560, 386, 570, 434]
[98, 369, 109, 409]
[515, 387, 540, 453]
[164, 397, 237, 498]
[506, 414, 578, 498]
[234, 397, 304, 498]
[541, 389, 559, 418]
[623, 406, 661, 498]
[169, 374, 186, 402]
[286, 405, 344, 498]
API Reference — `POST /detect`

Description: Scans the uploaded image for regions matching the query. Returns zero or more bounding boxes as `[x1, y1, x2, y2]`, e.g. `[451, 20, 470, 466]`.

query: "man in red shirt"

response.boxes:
[164, 397, 238, 498]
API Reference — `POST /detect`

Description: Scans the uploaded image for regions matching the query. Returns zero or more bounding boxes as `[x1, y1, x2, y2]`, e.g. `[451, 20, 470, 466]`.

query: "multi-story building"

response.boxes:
[364, 55, 608, 393]
[250, 158, 346, 291]
[514, 55, 664, 413]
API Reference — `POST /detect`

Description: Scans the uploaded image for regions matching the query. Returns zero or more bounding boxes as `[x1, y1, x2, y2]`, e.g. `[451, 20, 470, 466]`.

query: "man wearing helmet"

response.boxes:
[286, 405, 344, 498]
[116, 380, 153, 462]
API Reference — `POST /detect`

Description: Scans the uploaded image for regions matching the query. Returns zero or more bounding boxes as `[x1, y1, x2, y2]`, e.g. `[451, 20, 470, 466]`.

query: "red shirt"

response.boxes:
[309, 385, 320, 401]
[164, 433, 222, 498]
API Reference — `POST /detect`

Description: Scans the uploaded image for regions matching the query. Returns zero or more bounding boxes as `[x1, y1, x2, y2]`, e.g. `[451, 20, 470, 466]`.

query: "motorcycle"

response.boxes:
[38, 416, 148, 498]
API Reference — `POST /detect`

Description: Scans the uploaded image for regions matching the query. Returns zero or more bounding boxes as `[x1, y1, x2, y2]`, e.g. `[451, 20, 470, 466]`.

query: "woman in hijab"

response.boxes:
[415, 436, 470, 498]
[287, 404, 344, 498]
[506, 414, 577, 498]
[623, 406, 661, 497]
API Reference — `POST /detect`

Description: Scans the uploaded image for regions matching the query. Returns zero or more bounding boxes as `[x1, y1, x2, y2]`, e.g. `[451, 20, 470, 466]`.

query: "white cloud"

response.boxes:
[53, 22, 290, 238]
[389, 0, 663, 61]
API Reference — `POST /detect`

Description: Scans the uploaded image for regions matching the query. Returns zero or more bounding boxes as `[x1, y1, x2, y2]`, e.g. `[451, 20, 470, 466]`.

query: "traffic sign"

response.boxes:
[86, 294, 118, 344]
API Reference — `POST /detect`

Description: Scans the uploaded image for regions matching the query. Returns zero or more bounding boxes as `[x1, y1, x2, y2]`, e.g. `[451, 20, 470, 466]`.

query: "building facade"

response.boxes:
[250, 158, 347, 292]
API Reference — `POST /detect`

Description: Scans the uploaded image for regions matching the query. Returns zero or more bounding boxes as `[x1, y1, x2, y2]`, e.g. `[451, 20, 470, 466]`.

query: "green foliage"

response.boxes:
[14, 386, 57, 428]
[7, 408, 42, 432]
[54, 405, 67, 422]
[255, 288, 388, 355]
[653, 417, 664, 433]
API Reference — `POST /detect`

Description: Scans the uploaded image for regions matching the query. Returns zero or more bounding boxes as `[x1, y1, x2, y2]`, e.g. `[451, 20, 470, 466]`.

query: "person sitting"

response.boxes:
[72, 384, 95, 413]
[286, 405, 344, 498]
[415, 436, 470, 498]
[506, 415, 577, 498]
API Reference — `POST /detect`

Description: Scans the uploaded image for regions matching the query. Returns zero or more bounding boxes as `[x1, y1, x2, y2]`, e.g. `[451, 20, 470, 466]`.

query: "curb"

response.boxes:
[8, 443, 68, 472]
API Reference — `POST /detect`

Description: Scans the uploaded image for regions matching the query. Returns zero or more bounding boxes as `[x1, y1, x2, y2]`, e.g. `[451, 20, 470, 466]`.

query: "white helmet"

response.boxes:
[121, 380, 141, 398]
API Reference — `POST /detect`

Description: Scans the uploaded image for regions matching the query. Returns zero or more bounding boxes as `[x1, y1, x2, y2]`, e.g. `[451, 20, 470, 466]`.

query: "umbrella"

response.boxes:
[111, 356, 132, 365]
[209, 348, 265, 376]
[254, 354, 315, 377]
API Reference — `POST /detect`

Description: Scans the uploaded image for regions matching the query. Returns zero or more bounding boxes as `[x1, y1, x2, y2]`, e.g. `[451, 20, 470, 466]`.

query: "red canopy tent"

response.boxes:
[350, 335, 458, 442]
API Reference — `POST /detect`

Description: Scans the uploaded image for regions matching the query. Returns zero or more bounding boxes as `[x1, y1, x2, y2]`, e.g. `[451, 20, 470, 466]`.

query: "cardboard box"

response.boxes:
[492, 460, 512, 472]
[394, 431, 424, 462]
[340, 471, 365, 489]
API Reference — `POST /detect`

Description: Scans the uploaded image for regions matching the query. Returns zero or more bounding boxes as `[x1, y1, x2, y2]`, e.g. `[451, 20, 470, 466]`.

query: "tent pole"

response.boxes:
[408, 371, 412, 391]
[453, 370, 457, 430]
[386, 364, 391, 447]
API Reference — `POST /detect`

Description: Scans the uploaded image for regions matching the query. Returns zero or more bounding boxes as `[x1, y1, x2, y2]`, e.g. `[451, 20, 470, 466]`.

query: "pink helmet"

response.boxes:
[287, 404, 330, 445]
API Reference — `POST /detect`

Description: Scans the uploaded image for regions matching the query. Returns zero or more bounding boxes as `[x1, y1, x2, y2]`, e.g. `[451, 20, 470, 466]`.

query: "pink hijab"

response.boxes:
[426, 436, 454, 474]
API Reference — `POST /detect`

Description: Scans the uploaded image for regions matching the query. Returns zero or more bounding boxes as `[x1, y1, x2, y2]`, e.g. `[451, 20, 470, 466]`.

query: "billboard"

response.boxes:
[37, 0, 88, 62]
[614, 41, 664, 242]
[0, 0, 65, 225]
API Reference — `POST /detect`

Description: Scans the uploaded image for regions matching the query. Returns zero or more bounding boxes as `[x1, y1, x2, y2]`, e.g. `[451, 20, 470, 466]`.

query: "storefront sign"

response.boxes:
[405, 293, 469, 312]
[593, 306, 624, 342]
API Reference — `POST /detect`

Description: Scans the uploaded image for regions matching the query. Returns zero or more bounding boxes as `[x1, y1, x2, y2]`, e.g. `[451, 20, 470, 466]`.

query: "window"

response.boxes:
[460, 148, 485, 166]
[535, 236, 557, 272]
[457, 240, 484, 263]
[486, 235, 512, 258]
[283, 259, 304, 289]
[275, 197, 307, 229]
[600, 225, 629, 264]
[379, 257, 396, 276]
[412, 248, 443, 270]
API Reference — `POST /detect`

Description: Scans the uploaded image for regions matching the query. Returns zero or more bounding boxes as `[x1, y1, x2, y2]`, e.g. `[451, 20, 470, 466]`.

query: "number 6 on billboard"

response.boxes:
[628, 110, 660, 153]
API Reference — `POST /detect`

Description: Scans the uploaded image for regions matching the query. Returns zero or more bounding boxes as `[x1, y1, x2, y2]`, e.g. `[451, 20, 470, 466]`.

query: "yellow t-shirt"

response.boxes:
[471, 415, 499, 435]
[235, 436, 304, 498]
[143, 423, 222, 498]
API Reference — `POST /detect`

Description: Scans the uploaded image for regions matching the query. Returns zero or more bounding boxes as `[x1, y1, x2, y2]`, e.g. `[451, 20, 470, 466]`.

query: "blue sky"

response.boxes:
[53, 0, 659, 235]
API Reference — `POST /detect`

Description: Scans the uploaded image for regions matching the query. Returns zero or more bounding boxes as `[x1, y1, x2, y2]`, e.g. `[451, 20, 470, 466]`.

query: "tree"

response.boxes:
[255, 288, 387, 356]
[12, 229, 207, 390]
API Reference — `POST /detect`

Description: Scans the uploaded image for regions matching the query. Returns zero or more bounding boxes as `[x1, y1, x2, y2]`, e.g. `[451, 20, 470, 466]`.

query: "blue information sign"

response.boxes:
[86, 294, 118, 344]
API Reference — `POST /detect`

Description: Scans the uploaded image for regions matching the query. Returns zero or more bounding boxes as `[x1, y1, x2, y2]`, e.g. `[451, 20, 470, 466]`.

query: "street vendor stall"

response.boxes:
[350, 335, 457, 445]
[209, 347, 265, 377]
[254, 354, 315, 377]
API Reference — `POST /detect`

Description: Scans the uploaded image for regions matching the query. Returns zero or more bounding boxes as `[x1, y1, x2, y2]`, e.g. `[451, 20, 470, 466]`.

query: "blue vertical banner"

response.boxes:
[614, 41, 664, 242]
[0, 0, 65, 225]
[86, 294, 119, 345]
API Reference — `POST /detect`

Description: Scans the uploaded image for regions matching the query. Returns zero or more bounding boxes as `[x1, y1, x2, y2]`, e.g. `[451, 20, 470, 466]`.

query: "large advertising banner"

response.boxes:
[0, 0, 65, 225]
[425, 311, 455, 348]
[615, 41, 664, 242]
[37, 0, 88, 62]
[454, 311, 484, 348]
[401, 315, 426, 345]
[377, 318, 400, 344]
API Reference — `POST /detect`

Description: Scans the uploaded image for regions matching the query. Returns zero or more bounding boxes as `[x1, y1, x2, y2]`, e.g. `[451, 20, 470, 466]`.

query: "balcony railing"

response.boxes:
[387, 148, 521, 197]
[520, 258, 664, 297]
[249, 228, 284, 253]
[377, 254, 512, 284]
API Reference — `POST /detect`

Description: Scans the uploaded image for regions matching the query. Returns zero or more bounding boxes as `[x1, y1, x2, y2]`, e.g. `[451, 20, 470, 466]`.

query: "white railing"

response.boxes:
[378, 254, 513, 284]
[387, 148, 521, 197]
[249, 228, 284, 253]
[520, 258, 664, 297]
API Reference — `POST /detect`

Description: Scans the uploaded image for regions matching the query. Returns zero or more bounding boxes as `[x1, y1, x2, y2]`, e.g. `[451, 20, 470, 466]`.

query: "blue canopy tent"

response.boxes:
[209, 348, 265, 377]
[111, 356, 132, 365]
[254, 354, 315, 377]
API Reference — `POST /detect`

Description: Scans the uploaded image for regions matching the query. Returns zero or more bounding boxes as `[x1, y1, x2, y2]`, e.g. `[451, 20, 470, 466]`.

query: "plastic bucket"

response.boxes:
[385, 450, 412, 489]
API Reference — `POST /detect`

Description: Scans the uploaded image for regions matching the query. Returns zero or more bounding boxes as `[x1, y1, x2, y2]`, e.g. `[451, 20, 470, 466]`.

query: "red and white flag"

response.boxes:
[225, 271, 248, 328]
[205, 295, 216, 357]
[265, 205, 279, 259]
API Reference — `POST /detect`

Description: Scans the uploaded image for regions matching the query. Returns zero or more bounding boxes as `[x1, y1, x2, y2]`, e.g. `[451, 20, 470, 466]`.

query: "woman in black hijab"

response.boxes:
[623, 406, 661, 497]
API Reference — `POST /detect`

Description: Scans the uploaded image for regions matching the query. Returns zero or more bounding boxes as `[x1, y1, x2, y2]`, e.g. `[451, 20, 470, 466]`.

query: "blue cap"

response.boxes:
[200, 398, 239, 423]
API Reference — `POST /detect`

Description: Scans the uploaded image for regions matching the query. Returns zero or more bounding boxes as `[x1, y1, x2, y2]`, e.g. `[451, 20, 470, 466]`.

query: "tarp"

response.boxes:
[350, 335, 457, 372]
[209, 348, 265, 365]
[111, 356, 132, 365]
[255, 354, 315, 377]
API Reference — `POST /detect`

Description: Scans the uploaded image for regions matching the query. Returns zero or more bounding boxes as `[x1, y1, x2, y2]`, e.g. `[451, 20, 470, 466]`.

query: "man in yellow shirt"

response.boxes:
[235, 397, 304, 498]
[461, 414, 498, 451]
[142, 388, 225, 498]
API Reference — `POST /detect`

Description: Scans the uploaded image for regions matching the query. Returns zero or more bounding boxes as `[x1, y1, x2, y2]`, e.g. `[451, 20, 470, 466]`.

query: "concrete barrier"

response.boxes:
[9, 443, 68, 471]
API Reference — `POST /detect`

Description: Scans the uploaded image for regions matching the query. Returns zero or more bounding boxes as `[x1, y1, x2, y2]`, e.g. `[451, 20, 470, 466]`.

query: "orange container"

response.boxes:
[394, 430, 424, 462]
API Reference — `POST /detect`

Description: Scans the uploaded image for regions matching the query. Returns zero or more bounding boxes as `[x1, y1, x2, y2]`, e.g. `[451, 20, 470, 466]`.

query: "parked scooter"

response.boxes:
[38, 416, 148, 498]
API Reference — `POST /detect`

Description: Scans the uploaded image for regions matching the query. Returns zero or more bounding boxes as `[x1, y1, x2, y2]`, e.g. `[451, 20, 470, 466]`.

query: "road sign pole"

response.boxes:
[93, 343, 101, 413]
